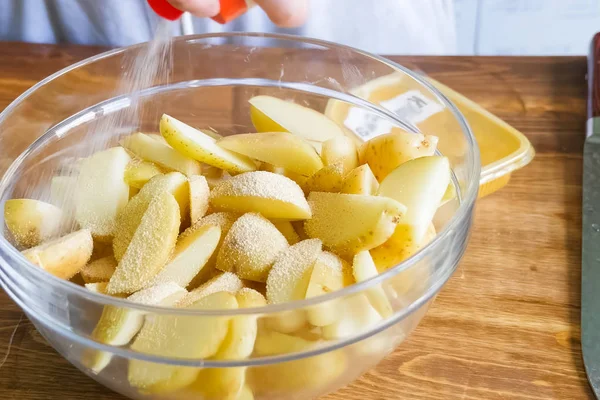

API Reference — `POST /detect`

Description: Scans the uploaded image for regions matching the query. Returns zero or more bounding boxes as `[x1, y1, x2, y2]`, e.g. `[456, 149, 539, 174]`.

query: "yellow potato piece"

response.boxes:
[113, 172, 189, 261]
[160, 114, 257, 174]
[304, 162, 346, 193]
[124, 159, 163, 189]
[75, 147, 131, 241]
[106, 192, 180, 295]
[128, 291, 237, 392]
[264, 310, 307, 334]
[266, 239, 322, 304]
[22, 229, 93, 279]
[271, 220, 300, 245]
[321, 136, 359, 172]
[190, 367, 247, 400]
[360, 131, 438, 181]
[321, 294, 382, 340]
[4, 199, 63, 248]
[85, 282, 186, 373]
[216, 213, 288, 282]
[374, 156, 450, 270]
[353, 251, 393, 318]
[121, 132, 201, 177]
[80, 256, 117, 283]
[218, 132, 323, 176]
[149, 224, 221, 289]
[178, 271, 243, 308]
[189, 175, 210, 224]
[249, 330, 347, 396]
[210, 171, 311, 220]
[304, 192, 406, 257]
[341, 164, 379, 195]
[258, 162, 308, 190]
[249, 95, 345, 142]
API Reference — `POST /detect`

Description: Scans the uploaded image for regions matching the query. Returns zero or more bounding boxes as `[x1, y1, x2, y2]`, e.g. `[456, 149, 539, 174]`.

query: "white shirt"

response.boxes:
[0, 0, 457, 54]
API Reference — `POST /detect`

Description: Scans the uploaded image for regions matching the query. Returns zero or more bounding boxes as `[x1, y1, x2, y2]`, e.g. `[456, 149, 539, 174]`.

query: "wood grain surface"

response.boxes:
[0, 42, 593, 399]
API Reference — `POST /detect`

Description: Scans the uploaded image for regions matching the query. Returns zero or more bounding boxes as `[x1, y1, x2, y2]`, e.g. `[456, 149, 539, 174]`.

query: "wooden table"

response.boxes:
[0, 42, 593, 399]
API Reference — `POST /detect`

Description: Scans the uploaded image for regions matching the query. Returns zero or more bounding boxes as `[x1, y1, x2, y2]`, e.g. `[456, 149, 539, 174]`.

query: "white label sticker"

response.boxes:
[343, 90, 445, 142]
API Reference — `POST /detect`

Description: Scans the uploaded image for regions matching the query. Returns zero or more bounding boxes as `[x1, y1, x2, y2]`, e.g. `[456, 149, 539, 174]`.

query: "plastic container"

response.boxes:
[325, 72, 534, 198]
[0, 33, 479, 399]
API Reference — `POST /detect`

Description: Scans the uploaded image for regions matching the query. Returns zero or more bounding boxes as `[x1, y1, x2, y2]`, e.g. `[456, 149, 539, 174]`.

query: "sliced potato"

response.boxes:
[264, 310, 307, 334]
[258, 162, 309, 189]
[304, 192, 406, 256]
[266, 239, 322, 304]
[178, 271, 243, 308]
[85, 282, 186, 373]
[321, 136, 358, 172]
[128, 291, 237, 392]
[210, 171, 311, 220]
[4, 199, 63, 248]
[321, 294, 382, 340]
[216, 213, 288, 282]
[360, 131, 438, 181]
[271, 220, 300, 245]
[353, 251, 392, 318]
[190, 367, 246, 400]
[124, 160, 163, 189]
[304, 162, 345, 193]
[218, 132, 323, 176]
[80, 256, 117, 283]
[249, 95, 345, 142]
[160, 114, 256, 174]
[106, 192, 180, 295]
[214, 288, 266, 360]
[22, 229, 93, 279]
[121, 132, 201, 176]
[113, 172, 188, 261]
[149, 224, 221, 289]
[189, 175, 210, 224]
[373, 156, 450, 270]
[75, 147, 131, 240]
[341, 164, 379, 195]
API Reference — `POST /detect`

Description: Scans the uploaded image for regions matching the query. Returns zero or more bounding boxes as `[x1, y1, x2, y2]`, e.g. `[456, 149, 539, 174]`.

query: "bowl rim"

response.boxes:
[0, 32, 480, 318]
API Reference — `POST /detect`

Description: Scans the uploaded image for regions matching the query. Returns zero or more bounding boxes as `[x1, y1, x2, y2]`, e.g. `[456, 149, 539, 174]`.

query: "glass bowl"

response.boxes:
[0, 33, 479, 400]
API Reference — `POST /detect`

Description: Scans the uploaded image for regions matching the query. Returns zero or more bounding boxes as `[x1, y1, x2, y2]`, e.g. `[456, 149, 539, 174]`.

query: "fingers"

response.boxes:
[167, 0, 220, 17]
[253, 0, 309, 27]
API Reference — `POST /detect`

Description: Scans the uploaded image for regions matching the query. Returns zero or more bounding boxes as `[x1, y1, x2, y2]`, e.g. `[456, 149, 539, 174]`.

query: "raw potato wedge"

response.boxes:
[322, 294, 382, 340]
[106, 192, 180, 295]
[304, 162, 346, 193]
[218, 132, 323, 176]
[353, 251, 393, 318]
[210, 171, 311, 220]
[128, 292, 237, 392]
[178, 271, 243, 307]
[113, 172, 189, 261]
[216, 213, 288, 282]
[373, 156, 450, 270]
[360, 131, 438, 181]
[249, 95, 345, 142]
[304, 192, 406, 256]
[189, 175, 210, 224]
[321, 136, 359, 172]
[22, 229, 93, 279]
[266, 239, 322, 304]
[149, 224, 221, 288]
[214, 288, 267, 360]
[272, 220, 301, 245]
[80, 256, 117, 283]
[121, 132, 201, 176]
[189, 367, 247, 400]
[249, 330, 347, 396]
[305, 252, 353, 327]
[75, 147, 131, 240]
[160, 114, 257, 174]
[124, 160, 163, 189]
[341, 164, 379, 195]
[85, 282, 186, 373]
[4, 199, 63, 248]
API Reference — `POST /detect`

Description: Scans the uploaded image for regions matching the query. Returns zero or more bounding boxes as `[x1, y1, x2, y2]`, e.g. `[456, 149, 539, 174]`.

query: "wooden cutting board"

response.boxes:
[0, 42, 593, 399]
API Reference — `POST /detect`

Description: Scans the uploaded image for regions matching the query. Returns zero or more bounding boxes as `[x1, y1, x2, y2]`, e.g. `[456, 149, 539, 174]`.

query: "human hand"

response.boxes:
[167, 0, 309, 27]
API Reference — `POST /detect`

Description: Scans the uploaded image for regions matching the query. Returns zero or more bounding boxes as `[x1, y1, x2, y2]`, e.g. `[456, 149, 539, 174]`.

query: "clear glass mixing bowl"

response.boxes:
[0, 33, 479, 400]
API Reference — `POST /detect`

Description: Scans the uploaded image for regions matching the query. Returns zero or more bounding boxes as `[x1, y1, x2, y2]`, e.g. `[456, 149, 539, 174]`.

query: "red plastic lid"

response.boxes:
[212, 0, 249, 24]
[147, 0, 184, 21]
